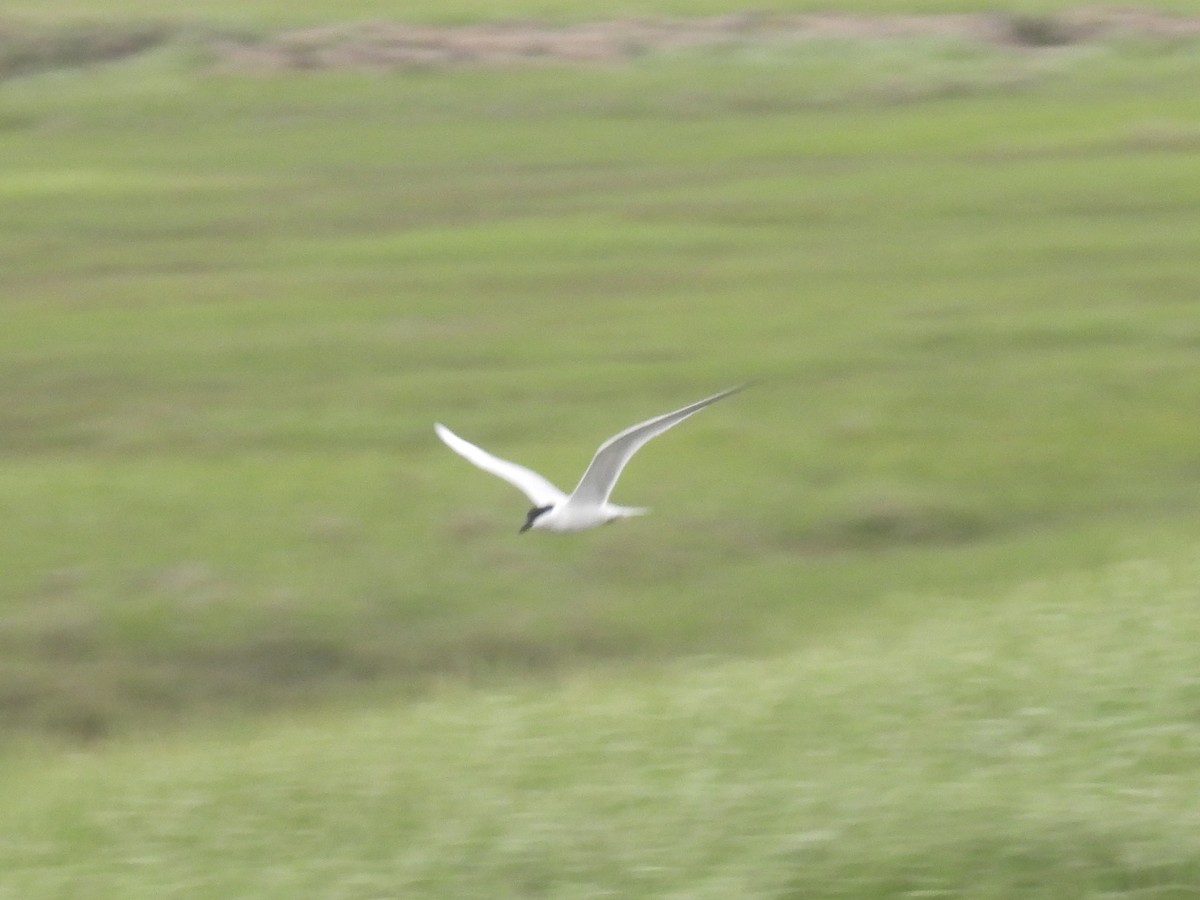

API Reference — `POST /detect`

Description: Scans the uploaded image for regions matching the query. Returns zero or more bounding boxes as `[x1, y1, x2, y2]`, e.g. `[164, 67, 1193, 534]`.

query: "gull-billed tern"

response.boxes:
[435, 385, 744, 533]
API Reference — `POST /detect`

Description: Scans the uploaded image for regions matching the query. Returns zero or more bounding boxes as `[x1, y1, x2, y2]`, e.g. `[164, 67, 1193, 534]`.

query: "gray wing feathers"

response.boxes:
[566, 385, 743, 507]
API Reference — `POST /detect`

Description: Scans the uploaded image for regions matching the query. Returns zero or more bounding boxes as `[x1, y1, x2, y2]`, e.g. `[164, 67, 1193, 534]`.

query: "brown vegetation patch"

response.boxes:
[208, 9, 1200, 73]
[3, 9, 1198, 80]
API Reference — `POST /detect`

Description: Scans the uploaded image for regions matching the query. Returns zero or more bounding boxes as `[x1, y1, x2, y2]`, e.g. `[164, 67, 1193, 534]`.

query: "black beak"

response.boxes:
[521, 504, 553, 534]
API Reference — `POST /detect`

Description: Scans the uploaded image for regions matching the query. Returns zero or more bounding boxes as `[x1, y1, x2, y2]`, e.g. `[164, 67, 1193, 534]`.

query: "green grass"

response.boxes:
[3, 22, 1200, 743]
[3, 3, 1200, 896]
[4, 549, 1200, 897]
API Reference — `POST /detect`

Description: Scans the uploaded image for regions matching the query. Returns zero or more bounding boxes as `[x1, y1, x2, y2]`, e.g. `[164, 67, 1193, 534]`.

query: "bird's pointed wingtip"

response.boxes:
[708, 382, 751, 403]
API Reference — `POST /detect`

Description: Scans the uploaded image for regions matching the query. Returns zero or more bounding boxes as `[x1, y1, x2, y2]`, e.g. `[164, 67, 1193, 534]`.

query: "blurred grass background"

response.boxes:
[2, 1, 1200, 895]
[4, 9, 1200, 741]
[9, 0, 1200, 25]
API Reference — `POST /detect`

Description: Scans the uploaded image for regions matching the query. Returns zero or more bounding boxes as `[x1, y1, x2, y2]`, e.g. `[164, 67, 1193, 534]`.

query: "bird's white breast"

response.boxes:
[534, 504, 620, 533]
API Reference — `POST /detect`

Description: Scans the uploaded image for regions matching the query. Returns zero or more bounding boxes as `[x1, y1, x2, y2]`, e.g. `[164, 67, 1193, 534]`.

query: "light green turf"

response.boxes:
[2, 20, 1200, 744]
[3, 550, 1200, 897]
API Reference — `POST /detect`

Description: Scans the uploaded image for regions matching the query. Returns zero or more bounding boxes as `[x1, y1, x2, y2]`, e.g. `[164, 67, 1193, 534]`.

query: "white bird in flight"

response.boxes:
[435, 385, 744, 533]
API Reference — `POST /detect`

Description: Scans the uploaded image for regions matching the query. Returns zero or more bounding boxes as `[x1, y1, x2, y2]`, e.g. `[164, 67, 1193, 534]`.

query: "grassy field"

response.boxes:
[3, 2, 1200, 895]
[4, 552, 1200, 897]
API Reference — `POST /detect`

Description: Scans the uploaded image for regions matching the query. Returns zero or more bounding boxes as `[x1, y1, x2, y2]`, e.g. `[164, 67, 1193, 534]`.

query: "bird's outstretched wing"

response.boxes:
[567, 385, 744, 508]
[435, 423, 566, 508]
